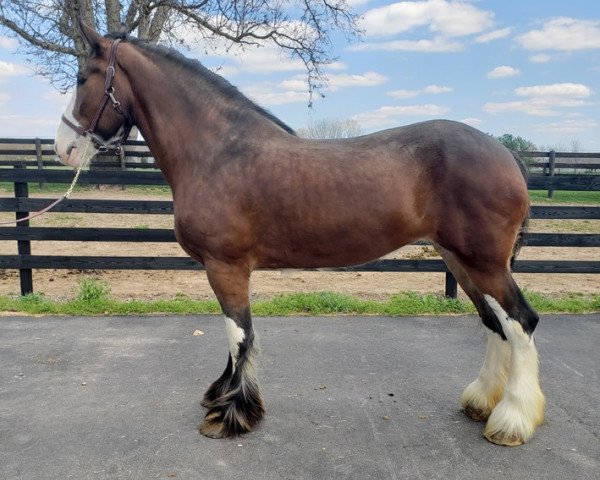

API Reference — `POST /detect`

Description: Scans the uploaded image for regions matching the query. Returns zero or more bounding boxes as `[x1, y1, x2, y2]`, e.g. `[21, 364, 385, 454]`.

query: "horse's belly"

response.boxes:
[255, 224, 423, 269]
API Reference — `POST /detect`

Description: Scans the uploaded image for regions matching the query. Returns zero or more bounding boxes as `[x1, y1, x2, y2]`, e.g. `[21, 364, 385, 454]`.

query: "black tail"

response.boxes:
[510, 151, 529, 268]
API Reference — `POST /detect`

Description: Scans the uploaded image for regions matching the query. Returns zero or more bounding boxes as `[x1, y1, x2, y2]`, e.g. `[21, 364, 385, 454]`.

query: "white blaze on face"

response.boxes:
[224, 317, 246, 371]
[54, 93, 99, 168]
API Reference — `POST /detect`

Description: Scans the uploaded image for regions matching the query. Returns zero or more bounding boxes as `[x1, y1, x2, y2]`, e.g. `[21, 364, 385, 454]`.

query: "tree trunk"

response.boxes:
[148, 5, 171, 42]
[105, 0, 122, 32]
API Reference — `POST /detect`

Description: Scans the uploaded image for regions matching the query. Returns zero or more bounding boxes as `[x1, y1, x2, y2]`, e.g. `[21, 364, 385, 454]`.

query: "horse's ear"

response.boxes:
[79, 20, 105, 53]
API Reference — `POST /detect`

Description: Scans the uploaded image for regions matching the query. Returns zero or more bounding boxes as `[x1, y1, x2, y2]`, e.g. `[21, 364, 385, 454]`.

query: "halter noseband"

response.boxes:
[61, 38, 132, 155]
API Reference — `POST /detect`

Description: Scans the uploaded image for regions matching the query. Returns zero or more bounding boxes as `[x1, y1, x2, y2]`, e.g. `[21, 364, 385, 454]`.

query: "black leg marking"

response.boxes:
[201, 354, 233, 408]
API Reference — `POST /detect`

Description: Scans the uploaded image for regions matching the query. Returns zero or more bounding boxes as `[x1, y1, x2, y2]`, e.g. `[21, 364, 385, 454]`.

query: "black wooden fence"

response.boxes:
[1, 139, 599, 298]
[523, 151, 600, 198]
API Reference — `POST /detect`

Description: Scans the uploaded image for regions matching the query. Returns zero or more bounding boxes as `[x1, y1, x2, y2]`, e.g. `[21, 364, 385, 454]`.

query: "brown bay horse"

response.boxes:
[55, 24, 545, 446]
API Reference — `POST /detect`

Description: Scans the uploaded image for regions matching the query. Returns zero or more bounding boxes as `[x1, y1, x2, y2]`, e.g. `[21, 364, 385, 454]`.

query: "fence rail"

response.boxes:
[2, 139, 599, 298]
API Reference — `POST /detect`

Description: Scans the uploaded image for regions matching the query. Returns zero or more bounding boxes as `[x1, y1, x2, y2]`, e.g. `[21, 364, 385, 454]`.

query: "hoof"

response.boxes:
[198, 410, 240, 439]
[459, 381, 503, 423]
[198, 396, 265, 439]
[483, 394, 544, 447]
[463, 404, 491, 422]
[484, 430, 524, 447]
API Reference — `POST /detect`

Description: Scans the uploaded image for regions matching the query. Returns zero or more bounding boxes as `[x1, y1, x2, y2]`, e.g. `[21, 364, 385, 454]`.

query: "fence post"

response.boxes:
[35, 137, 45, 190]
[14, 164, 33, 295]
[120, 150, 127, 191]
[548, 150, 556, 199]
[445, 271, 457, 298]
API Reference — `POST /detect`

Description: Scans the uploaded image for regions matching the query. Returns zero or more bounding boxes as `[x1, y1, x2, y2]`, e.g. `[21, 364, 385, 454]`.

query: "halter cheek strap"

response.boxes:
[61, 38, 133, 154]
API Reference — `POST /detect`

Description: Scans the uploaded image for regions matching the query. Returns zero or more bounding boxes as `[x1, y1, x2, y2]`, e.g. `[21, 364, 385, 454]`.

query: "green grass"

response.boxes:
[0, 182, 172, 196]
[0, 287, 597, 317]
[529, 190, 600, 204]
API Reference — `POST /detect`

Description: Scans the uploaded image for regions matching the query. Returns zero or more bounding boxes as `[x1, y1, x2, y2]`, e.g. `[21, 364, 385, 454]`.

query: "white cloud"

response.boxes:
[224, 46, 306, 74]
[486, 65, 521, 79]
[243, 86, 308, 106]
[326, 61, 348, 71]
[515, 83, 592, 98]
[0, 37, 18, 50]
[277, 77, 308, 92]
[361, 0, 495, 38]
[353, 104, 450, 128]
[483, 100, 557, 116]
[345, 0, 374, 6]
[352, 37, 464, 53]
[204, 46, 345, 78]
[324, 71, 388, 90]
[177, 21, 312, 76]
[483, 82, 594, 116]
[533, 118, 600, 134]
[42, 90, 72, 105]
[355, 1, 509, 53]
[422, 85, 453, 94]
[388, 84, 452, 99]
[253, 70, 388, 105]
[280, 71, 388, 91]
[460, 117, 483, 126]
[0, 115, 60, 136]
[475, 27, 513, 43]
[0, 60, 30, 77]
[529, 53, 552, 63]
[517, 17, 600, 51]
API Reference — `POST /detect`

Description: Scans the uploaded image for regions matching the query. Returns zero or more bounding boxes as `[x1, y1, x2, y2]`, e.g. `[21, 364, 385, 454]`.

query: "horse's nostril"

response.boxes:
[66, 143, 75, 155]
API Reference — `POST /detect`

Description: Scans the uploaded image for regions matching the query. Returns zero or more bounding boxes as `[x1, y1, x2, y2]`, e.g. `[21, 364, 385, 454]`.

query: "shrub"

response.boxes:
[76, 278, 111, 302]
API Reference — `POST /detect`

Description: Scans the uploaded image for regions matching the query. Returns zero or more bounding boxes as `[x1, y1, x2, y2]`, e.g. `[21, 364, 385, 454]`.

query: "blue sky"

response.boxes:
[1, 0, 599, 150]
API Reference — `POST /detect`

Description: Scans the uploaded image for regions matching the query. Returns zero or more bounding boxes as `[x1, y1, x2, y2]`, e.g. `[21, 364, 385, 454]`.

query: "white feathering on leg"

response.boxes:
[482, 295, 545, 446]
[460, 330, 510, 420]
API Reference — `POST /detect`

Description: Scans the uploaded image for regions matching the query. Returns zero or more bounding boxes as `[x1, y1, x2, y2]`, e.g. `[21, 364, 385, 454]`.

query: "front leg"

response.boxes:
[201, 354, 233, 408]
[460, 330, 510, 421]
[199, 262, 265, 438]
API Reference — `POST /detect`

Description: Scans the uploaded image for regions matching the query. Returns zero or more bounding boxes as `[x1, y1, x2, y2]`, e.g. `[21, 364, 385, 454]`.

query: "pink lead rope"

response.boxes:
[0, 141, 91, 225]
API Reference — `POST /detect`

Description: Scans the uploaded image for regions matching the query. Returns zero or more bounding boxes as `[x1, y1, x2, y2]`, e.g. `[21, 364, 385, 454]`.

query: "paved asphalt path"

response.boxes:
[1, 314, 598, 480]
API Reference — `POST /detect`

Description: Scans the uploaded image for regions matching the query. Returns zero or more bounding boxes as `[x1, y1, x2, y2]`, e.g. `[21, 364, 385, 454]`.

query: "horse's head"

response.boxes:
[55, 22, 132, 167]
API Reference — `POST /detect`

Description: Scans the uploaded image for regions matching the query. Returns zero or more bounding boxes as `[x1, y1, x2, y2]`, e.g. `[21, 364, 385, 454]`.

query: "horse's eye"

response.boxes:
[76, 74, 86, 86]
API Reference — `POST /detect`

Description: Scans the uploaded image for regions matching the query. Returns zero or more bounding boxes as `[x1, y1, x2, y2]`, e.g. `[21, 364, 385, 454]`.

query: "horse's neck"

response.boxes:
[122, 47, 281, 186]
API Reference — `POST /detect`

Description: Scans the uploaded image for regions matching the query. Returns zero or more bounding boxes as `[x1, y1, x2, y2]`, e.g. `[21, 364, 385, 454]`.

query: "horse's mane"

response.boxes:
[106, 32, 296, 136]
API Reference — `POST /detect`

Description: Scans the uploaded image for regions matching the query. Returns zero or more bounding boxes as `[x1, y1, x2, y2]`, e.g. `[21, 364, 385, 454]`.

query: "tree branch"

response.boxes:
[0, 15, 76, 56]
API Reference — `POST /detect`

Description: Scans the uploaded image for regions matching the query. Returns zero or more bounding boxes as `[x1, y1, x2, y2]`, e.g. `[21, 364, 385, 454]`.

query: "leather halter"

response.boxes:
[61, 38, 132, 155]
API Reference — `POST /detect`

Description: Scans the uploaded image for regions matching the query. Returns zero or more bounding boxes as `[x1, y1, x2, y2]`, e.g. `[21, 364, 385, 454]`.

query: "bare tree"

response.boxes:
[298, 118, 363, 139]
[0, 0, 360, 96]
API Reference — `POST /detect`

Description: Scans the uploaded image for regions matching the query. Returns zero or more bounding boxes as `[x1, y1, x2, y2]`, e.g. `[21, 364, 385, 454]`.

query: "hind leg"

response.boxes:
[434, 245, 510, 421]
[435, 245, 544, 445]
[482, 295, 545, 446]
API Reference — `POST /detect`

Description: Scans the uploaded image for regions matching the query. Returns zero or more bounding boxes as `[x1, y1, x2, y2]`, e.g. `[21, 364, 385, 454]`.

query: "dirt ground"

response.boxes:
[1, 189, 598, 300]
